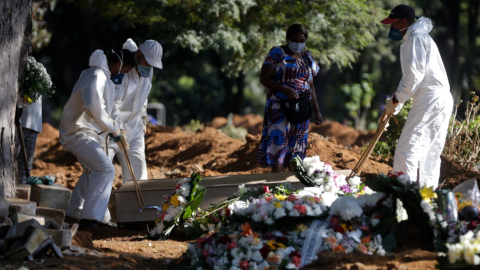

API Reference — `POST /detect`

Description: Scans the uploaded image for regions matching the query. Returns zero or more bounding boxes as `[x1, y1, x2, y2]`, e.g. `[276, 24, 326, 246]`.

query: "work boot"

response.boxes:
[78, 219, 99, 231]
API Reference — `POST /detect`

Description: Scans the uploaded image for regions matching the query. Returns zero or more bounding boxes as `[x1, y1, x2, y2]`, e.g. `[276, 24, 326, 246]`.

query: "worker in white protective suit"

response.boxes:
[380, 4, 453, 189]
[60, 49, 134, 229]
[108, 38, 163, 181]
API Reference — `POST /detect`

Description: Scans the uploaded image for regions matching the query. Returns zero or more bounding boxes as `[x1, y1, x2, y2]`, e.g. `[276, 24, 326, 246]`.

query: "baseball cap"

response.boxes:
[381, 4, 416, 25]
[139, 40, 163, 69]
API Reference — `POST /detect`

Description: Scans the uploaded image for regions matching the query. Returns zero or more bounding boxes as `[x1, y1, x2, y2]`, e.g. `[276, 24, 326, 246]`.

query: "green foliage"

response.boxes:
[291, 156, 316, 187]
[372, 98, 413, 159]
[184, 119, 203, 133]
[23, 56, 55, 102]
[340, 73, 376, 130]
[219, 113, 248, 140]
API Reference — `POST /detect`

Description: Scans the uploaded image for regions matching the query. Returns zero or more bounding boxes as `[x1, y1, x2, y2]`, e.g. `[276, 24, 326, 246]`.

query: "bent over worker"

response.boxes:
[60, 49, 134, 229]
[381, 5, 453, 189]
[108, 38, 163, 182]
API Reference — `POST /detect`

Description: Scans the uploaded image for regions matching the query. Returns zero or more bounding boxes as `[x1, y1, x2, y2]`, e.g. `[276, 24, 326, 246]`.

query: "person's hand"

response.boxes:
[385, 99, 397, 115]
[283, 87, 299, 100]
[313, 111, 324, 125]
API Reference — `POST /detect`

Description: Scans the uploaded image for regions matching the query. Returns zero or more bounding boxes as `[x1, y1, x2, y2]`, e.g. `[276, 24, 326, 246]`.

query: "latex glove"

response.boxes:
[117, 129, 130, 150]
[108, 130, 122, 142]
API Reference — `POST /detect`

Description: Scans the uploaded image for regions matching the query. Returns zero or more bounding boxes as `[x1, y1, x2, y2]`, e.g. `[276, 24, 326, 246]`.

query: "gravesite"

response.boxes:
[3, 0, 480, 269]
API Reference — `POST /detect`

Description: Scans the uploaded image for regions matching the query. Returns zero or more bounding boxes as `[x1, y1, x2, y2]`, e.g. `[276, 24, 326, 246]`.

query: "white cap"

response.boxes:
[139, 40, 163, 69]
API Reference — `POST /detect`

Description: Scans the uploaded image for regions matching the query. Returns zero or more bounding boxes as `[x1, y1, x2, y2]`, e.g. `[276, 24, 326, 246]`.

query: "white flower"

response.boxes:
[274, 208, 286, 219]
[397, 174, 410, 185]
[348, 176, 362, 186]
[321, 192, 338, 206]
[336, 232, 343, 241]
[207, 223, 216, 232]
[447, 243, 464, 264]
[420, 201, 436, 222]
[252, 251, 263, 262]
[284, 201, 294, 211]
[464, 244, 480, 265]
[265, 217, 274, 225]
[237, 184, 249, 195]
[200, 224, 208, 231]
[330, 196, 363, 220]
[371, 219, 380, 227]
[289, 209, 300, 217]
[177, 195, 187, 204]
[286, 263, 297, 269]
[357, 193, 385, 208]
[348, 230, 362, 243]
[163, 213, 173, 222]
[377, 248, 386, 256]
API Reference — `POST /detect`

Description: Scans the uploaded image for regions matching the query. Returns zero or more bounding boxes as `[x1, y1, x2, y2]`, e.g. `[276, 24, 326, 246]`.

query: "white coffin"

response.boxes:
[114, 170, 351, 228]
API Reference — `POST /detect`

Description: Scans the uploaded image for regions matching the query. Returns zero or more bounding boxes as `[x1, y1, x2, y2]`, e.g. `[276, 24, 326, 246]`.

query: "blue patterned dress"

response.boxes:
[257, 46, 320, 167]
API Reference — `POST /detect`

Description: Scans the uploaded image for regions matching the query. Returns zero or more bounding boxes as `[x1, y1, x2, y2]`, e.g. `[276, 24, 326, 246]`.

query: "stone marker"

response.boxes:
[46, 229, 72, 248]
[4, 219, 63, 260]
[6, 227, 50, 260]
[16, 185, 31, 200]
[70, 223, 79, 237]
[36, 207, 65, 228]
[6, 198, 37, 216]
[43, 219, 61, 230]
[69, 245, 85, 253]
[30, 184, 72, 210]
[11, 212, 45, 225]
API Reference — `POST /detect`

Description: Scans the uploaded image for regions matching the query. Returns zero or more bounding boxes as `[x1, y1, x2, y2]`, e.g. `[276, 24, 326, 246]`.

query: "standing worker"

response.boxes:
[61, 49, 134, 229]
[109, 38, 163, 182]
[381, 4, 453, 188]
[17, 97, 42, 184]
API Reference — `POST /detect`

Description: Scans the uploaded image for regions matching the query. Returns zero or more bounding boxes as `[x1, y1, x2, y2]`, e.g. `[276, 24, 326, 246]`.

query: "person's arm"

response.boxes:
[81, 73, 119, 135]
[260, 65, 299, 100]
[394, 35, 428, 103]
[309, 80, 323, 125]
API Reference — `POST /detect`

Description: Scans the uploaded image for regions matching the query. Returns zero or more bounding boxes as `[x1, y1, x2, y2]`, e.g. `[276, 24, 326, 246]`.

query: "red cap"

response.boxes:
[380, 18, 398, 25]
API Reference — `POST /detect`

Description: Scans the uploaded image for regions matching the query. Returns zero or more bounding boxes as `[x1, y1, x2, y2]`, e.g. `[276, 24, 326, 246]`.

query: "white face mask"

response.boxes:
[288, 41, 306, 53]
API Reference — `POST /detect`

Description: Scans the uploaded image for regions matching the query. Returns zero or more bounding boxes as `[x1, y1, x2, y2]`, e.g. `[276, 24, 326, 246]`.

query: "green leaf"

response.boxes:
[183, 186, 206, 220]
[381, 231, 397, 253]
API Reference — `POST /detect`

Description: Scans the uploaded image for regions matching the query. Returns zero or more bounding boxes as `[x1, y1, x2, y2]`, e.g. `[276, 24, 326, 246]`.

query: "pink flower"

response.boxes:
[292, 256, 302, 267]
[202, 249, 209, 257]
[265, 196, 273, 202]
[294, 204, 307, 215]
[226, 240, 236, 250]
[239, 260, 249, 270]
[357, 244, 368, 254]
[313, 197, 321, 203]
[287, 194, 297, 201]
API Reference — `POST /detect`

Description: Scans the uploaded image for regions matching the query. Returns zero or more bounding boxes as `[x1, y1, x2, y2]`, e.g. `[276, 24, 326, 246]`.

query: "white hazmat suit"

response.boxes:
[108, 38, 163, 182]
[392, 17, 453, 189]
[60, 50, 120, 222]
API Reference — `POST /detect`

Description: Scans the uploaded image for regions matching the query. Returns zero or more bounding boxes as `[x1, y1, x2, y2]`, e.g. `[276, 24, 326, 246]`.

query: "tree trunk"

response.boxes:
[0, 0, 33, 199]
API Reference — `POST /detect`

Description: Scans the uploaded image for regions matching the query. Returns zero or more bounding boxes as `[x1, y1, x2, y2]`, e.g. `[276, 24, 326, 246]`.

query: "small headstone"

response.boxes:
[69, 245, 85, 253]
[70, 223, 79, 237]
[6, 227, 49, 260]
[16, 185, 31, 200]
[36, 207, 65, 228]
[46, 229, 72, 248]
[11, 212, 45, 225]
[6, 198, 36, 216]
[30, 184, 72, 210]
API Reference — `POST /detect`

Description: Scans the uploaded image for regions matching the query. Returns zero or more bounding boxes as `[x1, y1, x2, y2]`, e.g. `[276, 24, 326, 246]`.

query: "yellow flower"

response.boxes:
[420, 185, 437, 203]
[340, 223, 352, 231]
[162, 204, 169, 211]
[276, 243, 287, 249]
[266, 240, 277, 250]
[170, 194, 180, 207]
[455, 192, 463, 199]
[274, 194, 287, 201]
[23, 95, 33, 104]
[155, 219, 159, 224]
[273, 202, 282, 208]
[458, 201, 474, 211]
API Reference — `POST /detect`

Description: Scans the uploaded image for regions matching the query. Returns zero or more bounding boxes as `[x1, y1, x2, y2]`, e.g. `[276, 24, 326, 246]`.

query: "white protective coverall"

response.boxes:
[108, 38, 162, 182]
[392, 17, 453, 189]
[61, 50, 120, 222]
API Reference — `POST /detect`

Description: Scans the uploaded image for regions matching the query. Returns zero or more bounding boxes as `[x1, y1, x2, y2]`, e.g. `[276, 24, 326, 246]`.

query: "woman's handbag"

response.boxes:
[279, 91, 312, 125]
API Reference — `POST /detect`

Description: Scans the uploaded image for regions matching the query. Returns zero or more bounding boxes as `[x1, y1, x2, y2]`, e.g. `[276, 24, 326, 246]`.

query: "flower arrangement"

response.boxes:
[23, 56, 55, 103]
[291, 156, 372, 206]
[441, 230, 480, 267]
[151, 172, 205, 239]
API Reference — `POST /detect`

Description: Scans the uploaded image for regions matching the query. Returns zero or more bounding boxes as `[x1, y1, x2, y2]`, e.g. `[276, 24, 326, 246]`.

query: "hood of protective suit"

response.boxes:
[405, 17, 432, 39]
[123, 38, 138, 53]
[89, 50, 110, 76]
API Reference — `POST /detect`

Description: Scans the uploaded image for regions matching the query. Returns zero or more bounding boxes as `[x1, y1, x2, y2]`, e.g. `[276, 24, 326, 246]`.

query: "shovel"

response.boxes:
[15, 105, 30, 179]
[348, 110, 397, 178]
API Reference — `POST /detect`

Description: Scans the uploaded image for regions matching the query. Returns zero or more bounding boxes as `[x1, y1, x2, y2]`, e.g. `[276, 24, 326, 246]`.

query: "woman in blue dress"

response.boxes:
[258, 23, 323, 172]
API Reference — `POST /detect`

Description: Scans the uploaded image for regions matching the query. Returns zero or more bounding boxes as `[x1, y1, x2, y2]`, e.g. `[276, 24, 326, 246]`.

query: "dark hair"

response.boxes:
[107, 49, 135, 67]
[286, 23, 308, 40]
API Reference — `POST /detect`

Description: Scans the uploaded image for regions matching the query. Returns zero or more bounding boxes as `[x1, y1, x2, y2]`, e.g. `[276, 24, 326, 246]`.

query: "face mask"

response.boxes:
[288, 41, 306, 53]
[388, 26, 409, 41]
[136, 53, 151, 78]
[111, 50, 124, 84]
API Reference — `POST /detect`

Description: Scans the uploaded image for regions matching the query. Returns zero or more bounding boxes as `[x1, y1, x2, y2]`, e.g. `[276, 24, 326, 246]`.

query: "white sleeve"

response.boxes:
[394, 35, 428, 103]
[111, 78, 128, 130]
[81, 73, 119, 134]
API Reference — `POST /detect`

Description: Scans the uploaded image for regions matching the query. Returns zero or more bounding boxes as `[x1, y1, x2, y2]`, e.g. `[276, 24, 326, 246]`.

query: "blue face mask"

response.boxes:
[110, 50, 124, 84]
[388, 26, 409, 41]
[111, 74, 124, 84]
[288, 41, 306, 53]
[136, 53, 151, 78]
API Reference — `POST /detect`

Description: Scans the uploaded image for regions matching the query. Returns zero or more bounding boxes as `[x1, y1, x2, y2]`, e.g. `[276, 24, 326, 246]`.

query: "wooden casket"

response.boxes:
[115, 170, 351, 229]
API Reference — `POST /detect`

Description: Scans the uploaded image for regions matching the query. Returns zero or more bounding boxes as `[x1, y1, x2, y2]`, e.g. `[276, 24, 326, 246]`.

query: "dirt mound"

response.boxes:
[440, 157, 480, 189]
[310, 121, 380, 147]
[207, 114, 264, 135]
